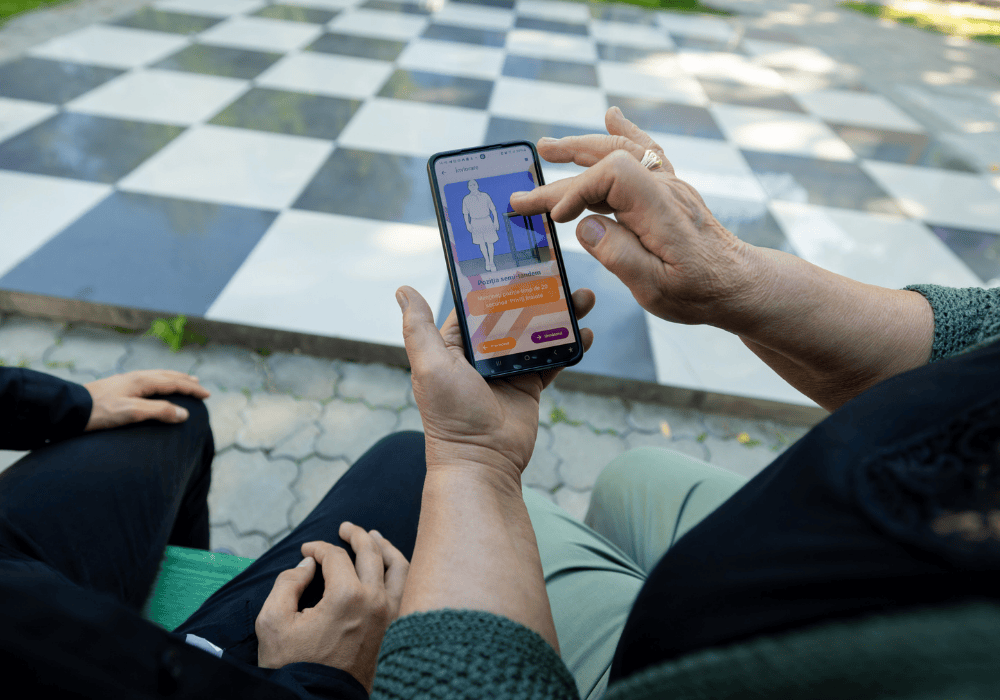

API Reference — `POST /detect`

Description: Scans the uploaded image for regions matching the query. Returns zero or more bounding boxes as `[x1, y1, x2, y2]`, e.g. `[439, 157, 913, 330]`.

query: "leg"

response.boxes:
[174, 431, 427, 664]
[478, 242, 489, 270]
[0, 392, 213, 611]
[486, 239, 495, 270]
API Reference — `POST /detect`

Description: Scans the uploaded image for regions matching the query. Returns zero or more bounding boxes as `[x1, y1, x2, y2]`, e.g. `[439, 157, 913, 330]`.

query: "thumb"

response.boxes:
[263, 557, 316, 620]
[142, 399, 189, 423]
[576, 215, 656, 289]
[397, 285, 450, 375]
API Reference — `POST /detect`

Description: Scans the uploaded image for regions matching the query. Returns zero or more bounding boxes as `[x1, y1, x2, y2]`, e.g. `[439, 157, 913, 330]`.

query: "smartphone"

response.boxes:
[427, 141, 584, 379]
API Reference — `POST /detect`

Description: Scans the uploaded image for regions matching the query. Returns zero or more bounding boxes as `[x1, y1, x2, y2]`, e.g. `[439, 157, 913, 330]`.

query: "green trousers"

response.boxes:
[522, 446, 750, 700]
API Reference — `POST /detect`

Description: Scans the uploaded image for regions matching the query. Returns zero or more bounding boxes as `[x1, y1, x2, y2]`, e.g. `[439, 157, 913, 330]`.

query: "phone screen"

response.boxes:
[429, 142, 582, 377]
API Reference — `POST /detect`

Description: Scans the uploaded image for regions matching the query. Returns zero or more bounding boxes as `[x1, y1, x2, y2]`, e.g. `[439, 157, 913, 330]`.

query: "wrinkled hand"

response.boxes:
[397, 286, 595, 481]
[256, 523, 410, 694]
[511, 106, 762, 328]
[83, 370, 210, 432]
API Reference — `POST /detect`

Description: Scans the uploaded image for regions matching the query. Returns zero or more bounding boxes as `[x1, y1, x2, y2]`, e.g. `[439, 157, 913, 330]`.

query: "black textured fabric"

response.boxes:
[0, 367, 92, 450]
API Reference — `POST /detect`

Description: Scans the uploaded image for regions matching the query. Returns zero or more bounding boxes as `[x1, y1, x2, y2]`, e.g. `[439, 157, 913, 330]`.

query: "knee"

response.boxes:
[592, 446, 677, 500]
[169, 393, 211, 432]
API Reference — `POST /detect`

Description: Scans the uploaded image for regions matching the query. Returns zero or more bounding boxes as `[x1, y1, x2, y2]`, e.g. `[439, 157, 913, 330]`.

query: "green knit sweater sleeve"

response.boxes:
[902, 284, 1000, 363]
[372, 609, 579, 700]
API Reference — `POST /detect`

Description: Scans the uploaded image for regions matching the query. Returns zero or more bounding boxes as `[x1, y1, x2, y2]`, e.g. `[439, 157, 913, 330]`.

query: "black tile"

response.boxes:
[772, 68, 869, 92]
[670, 34, 738, 52]
[208, 88, 361, 140]
[421, 22, 506, 47]
[928, 225, 1000, 283]
[597, 43, 674, 63]
[827, 123, 979, 173]
[485, 117, 595, 145]
[502, 55, 597, 86]
[150, 44, 283, 80]
[293, 148, 436, 224]
[0, 112, 183, 184]
[743, 28, 802, 43]
[306, 32, 407, 60]
[514, 16, 588, 36]
[608, 95, 725, 140]
[377, 69, 493, 109]
[702, 195, 798, 255]
[0, 57, 124, 104]
[698, 77, 804, 113]
[451, 0, 515, 9]
[741, 150, 904, 215]
[109, 7, 221, 34]
[252, 4, 339, 23]
[0, 191, 278, 316]
[589, 4, 658, 26]
[361, 0, 431, 15]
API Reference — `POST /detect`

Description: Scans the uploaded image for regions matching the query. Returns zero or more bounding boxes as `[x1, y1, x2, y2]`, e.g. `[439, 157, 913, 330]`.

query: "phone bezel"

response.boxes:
[427, 141, 585, 380]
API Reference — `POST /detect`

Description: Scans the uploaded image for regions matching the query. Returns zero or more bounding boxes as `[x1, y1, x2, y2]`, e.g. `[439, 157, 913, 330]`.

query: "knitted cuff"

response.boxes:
[903, 284, 1000, 363]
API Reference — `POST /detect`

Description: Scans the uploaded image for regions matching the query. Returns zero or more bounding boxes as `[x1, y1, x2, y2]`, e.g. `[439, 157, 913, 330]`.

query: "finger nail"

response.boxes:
[579, 218, 605, 247]
[538, 137, 557, 144]
[396, 290, 408, 312]
[342, 521, 353, 529]
[370, 530, 382, 539]
[297, 556, 313, 568]
[510, 191, 528, 200]
[175, 407, 189, 421]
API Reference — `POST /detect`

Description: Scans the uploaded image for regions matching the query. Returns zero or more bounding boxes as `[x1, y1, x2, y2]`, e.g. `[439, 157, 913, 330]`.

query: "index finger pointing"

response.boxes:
[537, 133, 645, 168]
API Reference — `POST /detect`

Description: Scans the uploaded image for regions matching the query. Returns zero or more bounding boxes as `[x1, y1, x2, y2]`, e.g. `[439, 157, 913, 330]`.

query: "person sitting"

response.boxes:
[3, 105, 1000, 699]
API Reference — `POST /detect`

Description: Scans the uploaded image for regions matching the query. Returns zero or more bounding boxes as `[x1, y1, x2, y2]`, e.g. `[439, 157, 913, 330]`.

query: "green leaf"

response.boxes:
[696, 432, 707, 442]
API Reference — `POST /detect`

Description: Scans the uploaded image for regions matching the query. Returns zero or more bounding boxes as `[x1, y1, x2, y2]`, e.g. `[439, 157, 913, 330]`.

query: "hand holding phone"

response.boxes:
[396, 283, 595, 479]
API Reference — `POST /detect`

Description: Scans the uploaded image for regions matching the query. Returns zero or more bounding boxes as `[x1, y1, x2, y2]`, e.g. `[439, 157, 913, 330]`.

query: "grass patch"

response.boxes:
[593, 0, 734, 16]
[841, 0, 1000, 47]
[145, 314, 207, 353]
[0, 0, 75, 26]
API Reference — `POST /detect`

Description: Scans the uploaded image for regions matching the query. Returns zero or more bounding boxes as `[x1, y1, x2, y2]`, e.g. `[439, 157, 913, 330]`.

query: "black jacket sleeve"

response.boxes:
[0, 367, 92, 450]
[0, 555, 368, 700]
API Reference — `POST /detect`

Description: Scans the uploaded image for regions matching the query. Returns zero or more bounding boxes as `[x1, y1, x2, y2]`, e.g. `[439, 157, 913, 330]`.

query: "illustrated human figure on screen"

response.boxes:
[462, 179, 500, 272]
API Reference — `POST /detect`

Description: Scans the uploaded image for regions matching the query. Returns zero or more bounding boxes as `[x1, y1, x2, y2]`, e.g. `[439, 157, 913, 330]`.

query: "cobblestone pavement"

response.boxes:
[0, 312, 814, 558]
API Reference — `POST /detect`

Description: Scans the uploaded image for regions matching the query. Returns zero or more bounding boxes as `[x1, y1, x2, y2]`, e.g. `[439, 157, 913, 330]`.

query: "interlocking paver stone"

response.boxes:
[202, 390, 248, 452]
[338, 362, 411, 409]
[537, 386, 564, 428]
[0, 317, 64, 365]
[554, 486, 593, 523]
[624, 431, 711, 463]
[316, 399, 399, 463]
[557, 390, 629, 433]
[208, 450, 297, 537]
[552, 422, 627, 490]
[627, 402, 707, 438]
[289, 455, 351, 527]
[193, 344, 266, 392]
[267, 352, 339, 400]
[29, 363, 98, 385]
[395, 407, 424, 433]
[237, 393, 322, 451]
[522, 425, 560, 492]
[272, 423, 321, 461]
[46, 325, 127, 377]
[120, 335, 199, 375]
[210, 522, 270, 560]
[702, 433, 781, 481]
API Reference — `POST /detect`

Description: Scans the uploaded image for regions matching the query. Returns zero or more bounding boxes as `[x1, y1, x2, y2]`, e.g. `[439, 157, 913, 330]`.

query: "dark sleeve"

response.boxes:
[0, 367, 92, 450]
[903, 284, 1000, 363]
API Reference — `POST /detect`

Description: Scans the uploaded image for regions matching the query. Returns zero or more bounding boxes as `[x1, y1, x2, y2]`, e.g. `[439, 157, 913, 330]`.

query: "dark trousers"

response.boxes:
[0, 392, 427, 667]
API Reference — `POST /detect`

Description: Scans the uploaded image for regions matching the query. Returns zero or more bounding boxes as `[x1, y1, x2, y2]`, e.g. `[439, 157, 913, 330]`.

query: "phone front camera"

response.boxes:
[480, 153, 486, 159]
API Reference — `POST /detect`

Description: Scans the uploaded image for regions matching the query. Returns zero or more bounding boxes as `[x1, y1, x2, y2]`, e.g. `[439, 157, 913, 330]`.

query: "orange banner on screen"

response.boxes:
[479, 337, 515, 354]
[467, 277, 561, 316]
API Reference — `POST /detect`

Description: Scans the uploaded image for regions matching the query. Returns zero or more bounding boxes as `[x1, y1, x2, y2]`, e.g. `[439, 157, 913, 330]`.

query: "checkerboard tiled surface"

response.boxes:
[2, 0, 999, 409]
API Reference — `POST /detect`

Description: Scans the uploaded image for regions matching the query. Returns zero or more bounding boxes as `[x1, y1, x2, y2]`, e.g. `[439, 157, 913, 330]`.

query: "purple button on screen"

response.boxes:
[531, 327, 569, 344]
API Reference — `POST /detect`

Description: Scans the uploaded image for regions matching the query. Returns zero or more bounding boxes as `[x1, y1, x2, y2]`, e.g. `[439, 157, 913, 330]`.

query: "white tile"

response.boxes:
[768, 201, 983, 289]
[647, 317, 820, 407]
[598, 62, 706, 105]
[490, 77, 606, 130]
[328, 9, 429, 40]
[656, 12, 735, 42]
[255, 53, 393, 99]
[28, 25, 189, 69]
[517, 0, 590, 23]
[647, 132, 767, 202]
[676, 51, 784, 89]
[154, 0, 265, 15]
[198, 16, 324, 52]
[118, 124, 333, 210]
[590, 20, 674, 49]
[792, 90, 925, 133]
[0, 171, 111, 277]
[431, 3, 514, 29]
[397, 39, 505, 79]
[0, 97, 57, 142]
[64, 70, 249, 126]
[206, 210, 448, 346]
[506, 29, 596, 62]
[743, 40, 840, 74]
[710, 104, 855, 161]
[336, 98, 488, 157]
[861, 161, 1000, 231]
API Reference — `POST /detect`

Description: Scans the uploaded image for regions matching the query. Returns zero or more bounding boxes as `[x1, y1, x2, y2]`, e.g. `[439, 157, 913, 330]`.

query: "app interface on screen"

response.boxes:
[435, 145, 578, 363]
